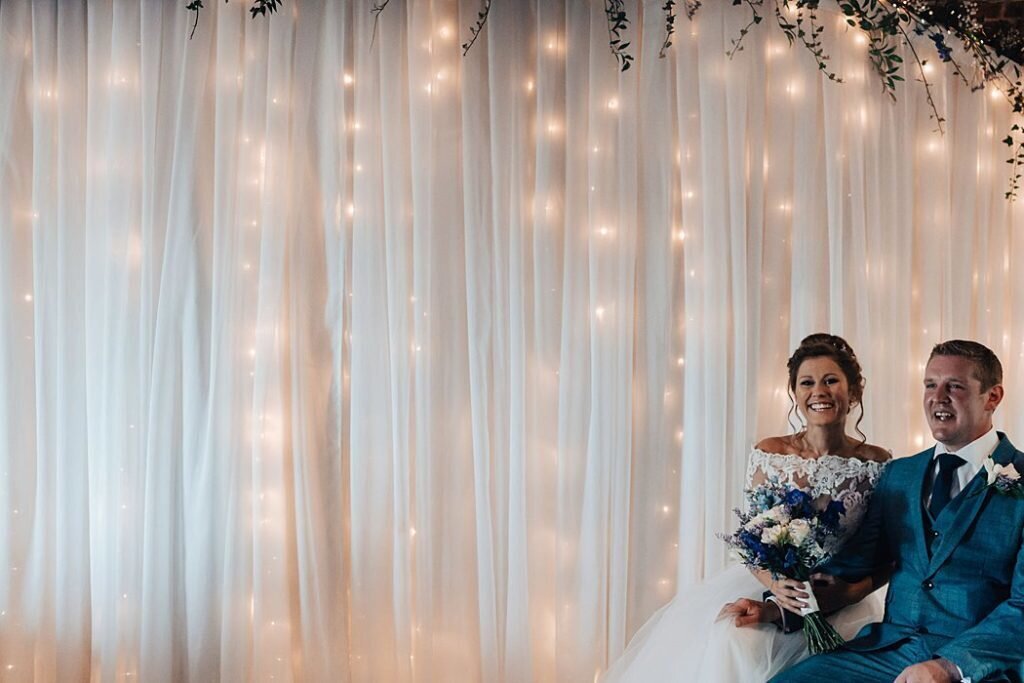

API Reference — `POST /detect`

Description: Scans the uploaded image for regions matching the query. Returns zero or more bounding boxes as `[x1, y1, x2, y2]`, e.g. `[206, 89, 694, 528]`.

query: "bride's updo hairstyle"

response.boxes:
[786, 333, 866, 441]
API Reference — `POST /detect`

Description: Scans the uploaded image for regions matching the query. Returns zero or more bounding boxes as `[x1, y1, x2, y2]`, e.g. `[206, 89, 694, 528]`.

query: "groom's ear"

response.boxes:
[984, 383, 1005, 412]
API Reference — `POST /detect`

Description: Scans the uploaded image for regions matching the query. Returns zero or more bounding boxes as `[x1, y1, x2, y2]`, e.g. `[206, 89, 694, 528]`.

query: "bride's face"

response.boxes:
[793, 357, 851, 427]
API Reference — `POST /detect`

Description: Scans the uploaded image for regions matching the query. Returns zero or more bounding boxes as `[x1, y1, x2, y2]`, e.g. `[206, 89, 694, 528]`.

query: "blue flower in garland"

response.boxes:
[930, 32, 953, 62]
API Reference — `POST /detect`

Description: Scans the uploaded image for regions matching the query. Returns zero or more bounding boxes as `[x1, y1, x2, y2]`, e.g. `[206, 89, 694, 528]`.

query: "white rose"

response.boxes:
[987, 460, 1022, 485]
[787, 518, 811, 545]
[763, 504, 791, 525]
[985, 457, 1000, 485]
[760, 525, 789, 546]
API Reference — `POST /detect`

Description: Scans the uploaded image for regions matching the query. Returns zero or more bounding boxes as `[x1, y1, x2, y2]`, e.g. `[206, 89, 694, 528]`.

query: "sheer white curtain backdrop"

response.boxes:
[0, 0, 1022, 680]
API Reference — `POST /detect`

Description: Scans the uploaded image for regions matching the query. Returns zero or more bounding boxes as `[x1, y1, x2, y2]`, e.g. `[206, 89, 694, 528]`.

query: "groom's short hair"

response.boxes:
[929, 340, 1003, 391]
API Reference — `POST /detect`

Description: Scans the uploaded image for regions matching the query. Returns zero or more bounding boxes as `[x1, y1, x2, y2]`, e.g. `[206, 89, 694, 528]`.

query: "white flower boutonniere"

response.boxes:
[983, 457, 1024, 499]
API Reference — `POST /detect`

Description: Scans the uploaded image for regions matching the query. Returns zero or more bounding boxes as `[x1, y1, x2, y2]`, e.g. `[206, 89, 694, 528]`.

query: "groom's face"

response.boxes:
[923, 355, 1002, 451]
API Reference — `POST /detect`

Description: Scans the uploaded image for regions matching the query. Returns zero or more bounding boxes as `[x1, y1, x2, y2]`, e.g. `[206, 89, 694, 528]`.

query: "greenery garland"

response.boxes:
[189, 0, 1024, 199]
[186, 0, 282, 39]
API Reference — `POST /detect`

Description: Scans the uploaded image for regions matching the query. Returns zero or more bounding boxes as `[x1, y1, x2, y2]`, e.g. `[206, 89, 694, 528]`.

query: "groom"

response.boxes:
[742, 340, 1024, 682]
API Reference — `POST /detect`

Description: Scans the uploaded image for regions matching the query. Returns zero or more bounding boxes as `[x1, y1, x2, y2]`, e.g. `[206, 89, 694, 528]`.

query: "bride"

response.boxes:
[602, 334, 891, 682]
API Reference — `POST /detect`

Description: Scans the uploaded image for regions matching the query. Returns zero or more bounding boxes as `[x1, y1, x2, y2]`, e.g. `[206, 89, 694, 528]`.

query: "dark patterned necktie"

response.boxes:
[929, 452, 966, 518]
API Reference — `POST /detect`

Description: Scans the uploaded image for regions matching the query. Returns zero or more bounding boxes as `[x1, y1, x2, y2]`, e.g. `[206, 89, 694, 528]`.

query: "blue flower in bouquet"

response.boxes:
[747, 484, 785, 513]
[784, 488, 815, 518]
[782, 546, 799, 572]
[820, 499, 846, 528]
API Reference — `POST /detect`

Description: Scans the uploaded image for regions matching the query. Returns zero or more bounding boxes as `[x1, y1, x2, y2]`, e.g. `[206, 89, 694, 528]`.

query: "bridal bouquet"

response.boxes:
[721, 478, 847, 653]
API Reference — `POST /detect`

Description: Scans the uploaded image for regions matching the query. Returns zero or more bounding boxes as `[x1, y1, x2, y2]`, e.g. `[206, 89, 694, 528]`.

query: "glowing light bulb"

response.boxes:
[343, 73, 353, 85]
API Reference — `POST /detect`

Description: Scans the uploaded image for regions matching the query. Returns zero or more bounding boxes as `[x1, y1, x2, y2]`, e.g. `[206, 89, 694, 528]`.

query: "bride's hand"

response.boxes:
[768, 577, 809, 614]
[717, 598, 780, 627]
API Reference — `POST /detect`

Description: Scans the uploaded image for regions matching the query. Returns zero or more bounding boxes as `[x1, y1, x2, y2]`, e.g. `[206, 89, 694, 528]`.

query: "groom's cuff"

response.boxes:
[947, 659, 969, 683]
[763, 592, 803, 634]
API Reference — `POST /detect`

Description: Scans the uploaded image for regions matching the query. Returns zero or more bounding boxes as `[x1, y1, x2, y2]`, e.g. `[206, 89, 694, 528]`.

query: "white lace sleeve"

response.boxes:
[743, 448, 888, 544]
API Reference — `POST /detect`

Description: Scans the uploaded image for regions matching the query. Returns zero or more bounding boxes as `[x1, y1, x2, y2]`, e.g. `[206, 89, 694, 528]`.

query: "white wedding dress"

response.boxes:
[601, 449, 888, 682]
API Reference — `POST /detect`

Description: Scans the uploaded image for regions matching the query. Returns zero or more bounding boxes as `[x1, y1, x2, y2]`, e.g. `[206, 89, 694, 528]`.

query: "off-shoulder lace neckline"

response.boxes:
[750, 447, 888, 467]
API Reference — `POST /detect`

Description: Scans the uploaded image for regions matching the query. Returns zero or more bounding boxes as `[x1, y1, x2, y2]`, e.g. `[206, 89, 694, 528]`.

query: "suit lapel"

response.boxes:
[926, 434, 1015, 572]
[910, 449, 935, 569]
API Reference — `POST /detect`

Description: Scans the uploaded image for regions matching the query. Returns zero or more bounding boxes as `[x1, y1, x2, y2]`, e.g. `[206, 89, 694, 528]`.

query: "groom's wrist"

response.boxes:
[761, 599, 782, 623]
[763, 594, 801, 633]
[932, 656, 968, 682]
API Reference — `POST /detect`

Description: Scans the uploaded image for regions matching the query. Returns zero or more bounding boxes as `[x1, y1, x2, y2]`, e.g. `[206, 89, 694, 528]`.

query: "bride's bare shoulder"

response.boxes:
[754, 435, 798, 455]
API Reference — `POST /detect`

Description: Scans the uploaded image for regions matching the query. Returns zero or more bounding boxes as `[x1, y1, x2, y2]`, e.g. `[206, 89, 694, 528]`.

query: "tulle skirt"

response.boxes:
[601, 564, 886, 682]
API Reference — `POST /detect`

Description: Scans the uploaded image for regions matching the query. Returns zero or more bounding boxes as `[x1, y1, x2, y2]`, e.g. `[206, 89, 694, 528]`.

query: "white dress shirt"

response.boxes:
[927, 427, 999, 506]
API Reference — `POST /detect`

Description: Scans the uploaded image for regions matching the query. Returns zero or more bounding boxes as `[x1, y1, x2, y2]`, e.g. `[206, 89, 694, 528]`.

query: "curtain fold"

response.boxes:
[0, 0, 1021, 680]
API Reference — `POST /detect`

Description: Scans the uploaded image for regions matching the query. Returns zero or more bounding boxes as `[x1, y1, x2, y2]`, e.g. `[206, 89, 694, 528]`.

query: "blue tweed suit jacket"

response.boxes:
[823, 432, 1024, 681]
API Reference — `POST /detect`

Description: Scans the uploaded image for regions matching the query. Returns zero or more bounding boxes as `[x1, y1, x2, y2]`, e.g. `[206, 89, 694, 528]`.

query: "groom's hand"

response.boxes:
[717, 598, 780, 627]
[893, 658, 960, 683]
[809, 572, 860, 612]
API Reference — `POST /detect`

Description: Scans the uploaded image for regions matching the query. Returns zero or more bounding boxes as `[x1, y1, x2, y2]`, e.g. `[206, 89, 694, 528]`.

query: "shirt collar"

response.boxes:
[933, 427, 999, 472]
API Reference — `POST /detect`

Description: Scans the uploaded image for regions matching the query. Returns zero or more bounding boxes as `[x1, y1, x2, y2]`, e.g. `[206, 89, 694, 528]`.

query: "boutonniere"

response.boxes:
[982, 457, 1024, 499]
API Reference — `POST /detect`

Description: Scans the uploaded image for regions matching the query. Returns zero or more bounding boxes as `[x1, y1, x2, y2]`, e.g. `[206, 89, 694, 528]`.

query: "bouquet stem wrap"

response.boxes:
[798, 581, 845, 654]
